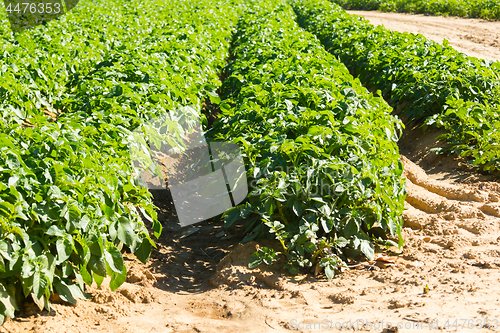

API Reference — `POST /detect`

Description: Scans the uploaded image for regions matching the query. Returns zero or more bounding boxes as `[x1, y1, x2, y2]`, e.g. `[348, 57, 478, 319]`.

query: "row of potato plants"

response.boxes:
[213, 0, 406, 278]
[293, 0, 500, 172]
[332, 0, 500, 20]
[0, 0, 239, 322]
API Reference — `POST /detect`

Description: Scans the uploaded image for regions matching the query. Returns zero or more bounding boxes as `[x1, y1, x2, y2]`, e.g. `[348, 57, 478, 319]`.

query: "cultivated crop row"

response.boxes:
[332, 0, 500, 20]
[213, 0, 405, 277]
[0, 0, 239, 322]
[293, 0, 500, 172]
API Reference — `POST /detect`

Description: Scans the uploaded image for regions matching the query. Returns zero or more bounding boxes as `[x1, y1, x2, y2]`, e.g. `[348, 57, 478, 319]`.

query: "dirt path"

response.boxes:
[348, 10, 500, 61]
[3, 12, 500, 333]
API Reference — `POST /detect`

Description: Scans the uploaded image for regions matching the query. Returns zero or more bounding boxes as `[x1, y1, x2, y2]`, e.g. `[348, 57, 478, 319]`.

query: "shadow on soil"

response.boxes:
[146, 187, 242, 294]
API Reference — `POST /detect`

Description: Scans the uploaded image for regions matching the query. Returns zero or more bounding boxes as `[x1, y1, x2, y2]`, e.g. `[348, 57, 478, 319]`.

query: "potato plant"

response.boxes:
[213, 0, 405, 278]
[0, 0, 240, 322]
[293, 0, 500, 171]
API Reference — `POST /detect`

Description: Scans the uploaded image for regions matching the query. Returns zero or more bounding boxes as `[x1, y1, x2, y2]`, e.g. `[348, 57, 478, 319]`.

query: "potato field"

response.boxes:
[0, 0, 499, 331]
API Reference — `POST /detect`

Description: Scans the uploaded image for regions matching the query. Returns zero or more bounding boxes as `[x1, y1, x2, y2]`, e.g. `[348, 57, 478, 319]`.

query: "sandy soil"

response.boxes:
[348, 10, 500, 61]
[2, 13, 500, 333]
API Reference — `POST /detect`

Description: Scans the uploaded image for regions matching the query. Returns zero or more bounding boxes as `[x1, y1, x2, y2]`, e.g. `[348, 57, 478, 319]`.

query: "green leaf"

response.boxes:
[80, 264, 92, 286]
[134, 239, 152, 264]
[335, 236, 349, 248]
[32, 271, 48, 301]
[104, 245, 124, 274]
[21, 259, 34, 279]
[318, 205, 331, 217]
[89, 255, 107, 277]
[46, 225, 66, 237]
[320, 217, 333, 233]
[66, 283, 89, 301]
[109, 265, 127, 291]
[223, 204, 251, 228]
[324, 264, 335, 280]
[0, 283, 16, 318]
[93, 273, 104, 288]
[79, 215, 90, 230]
[21, 271, 34, 296]
[53, 277, 77, 304]
[359, 237, 375, 260]
[208, 91, 221, 104]
[116, 217, 135, 246]
[6, 154, 20, 169]
[292, 201, 303, 217]
[248, 253, 263, 269]
[0, 241, 12, 261]
[31, 293, 45, 311]
[153, 220, 162, 239]
[342, 218, 358, 238]
[56, 238, 73, 264]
